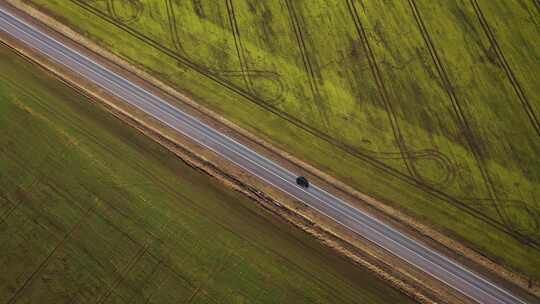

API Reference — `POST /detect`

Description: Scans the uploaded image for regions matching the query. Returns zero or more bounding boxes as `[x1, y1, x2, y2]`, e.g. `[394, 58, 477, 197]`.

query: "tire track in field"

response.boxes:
[131, 261, 165, 304]
[470, 0, 540, 138]
[225, 0, 255, 99]
[95, 216, 171, 304]
[0, 159, 45, 225]
[282, 0, 319, 98]
[0, 193, 15, 222]
[462, 198, 540, 240]
[87, 190, 223, 304]
[116, 263, 161, 304]
[59, 0, 540, 249]
[283, 0, 330, 128]
[185, 251, 238, 304]
[224, 0, 285, 104]
[82, 189, 199, 290]
[406, 0, 537, 241]
[106, 0, 142, 24]
[166, 0, 284, 104]
[0, 184, 29, 224]
[164, 0, 183, 53]
[95, 243, 149, 304]
[0, 90, 75, 225]
[346, 0, 455, 188]
[532, 3, 540, 32]
[6, 204, 95, 304]
[534, 0, 540, 14]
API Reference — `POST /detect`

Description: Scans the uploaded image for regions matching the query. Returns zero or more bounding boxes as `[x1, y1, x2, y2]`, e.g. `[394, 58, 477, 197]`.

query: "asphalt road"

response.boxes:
[0, 7, 529, 304]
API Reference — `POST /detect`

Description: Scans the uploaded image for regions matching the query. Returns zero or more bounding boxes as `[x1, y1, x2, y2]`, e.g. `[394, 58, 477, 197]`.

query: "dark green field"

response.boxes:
[0, 45, 414, 303]
[19, 0, 540, 280]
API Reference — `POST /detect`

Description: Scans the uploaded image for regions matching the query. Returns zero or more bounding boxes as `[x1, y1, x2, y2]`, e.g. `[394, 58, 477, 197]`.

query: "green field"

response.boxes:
[19, 0, 540, 280]
[0, 45, 414, 303]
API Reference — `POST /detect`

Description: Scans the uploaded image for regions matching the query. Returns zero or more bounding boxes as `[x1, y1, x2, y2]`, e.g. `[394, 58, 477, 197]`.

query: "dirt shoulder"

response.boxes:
[2, 1, 538, 303]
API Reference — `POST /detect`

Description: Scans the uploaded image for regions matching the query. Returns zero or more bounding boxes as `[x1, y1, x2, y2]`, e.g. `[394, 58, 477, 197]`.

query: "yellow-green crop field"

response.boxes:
[21, 0, 540, 280]
[0, 44, 414, 303]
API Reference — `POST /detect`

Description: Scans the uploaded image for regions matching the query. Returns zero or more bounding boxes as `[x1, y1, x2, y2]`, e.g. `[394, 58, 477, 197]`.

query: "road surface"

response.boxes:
[0, 7, 529, 304]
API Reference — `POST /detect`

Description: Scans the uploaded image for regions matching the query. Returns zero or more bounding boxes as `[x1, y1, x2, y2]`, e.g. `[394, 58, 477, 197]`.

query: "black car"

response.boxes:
[296, 176, 309, 188]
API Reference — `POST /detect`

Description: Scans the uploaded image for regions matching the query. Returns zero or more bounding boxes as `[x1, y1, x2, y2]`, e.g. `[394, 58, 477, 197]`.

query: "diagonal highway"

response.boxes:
[0, 7, 529, 304]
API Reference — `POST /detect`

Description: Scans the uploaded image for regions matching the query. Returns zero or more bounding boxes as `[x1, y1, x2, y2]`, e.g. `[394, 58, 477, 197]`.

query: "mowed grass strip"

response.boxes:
[0, 45, 413, 303]
[21, 0, 540, 280]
